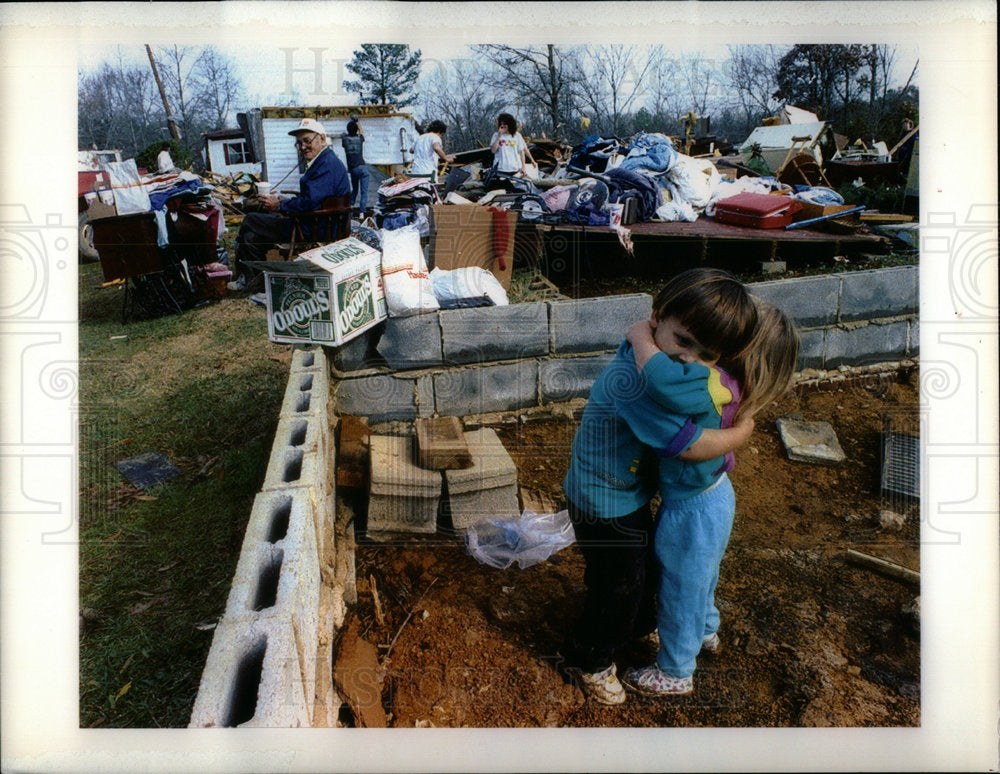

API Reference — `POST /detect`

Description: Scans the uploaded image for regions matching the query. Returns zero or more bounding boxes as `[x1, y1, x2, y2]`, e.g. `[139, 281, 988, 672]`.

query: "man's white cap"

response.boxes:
[288, 118, 327, 136]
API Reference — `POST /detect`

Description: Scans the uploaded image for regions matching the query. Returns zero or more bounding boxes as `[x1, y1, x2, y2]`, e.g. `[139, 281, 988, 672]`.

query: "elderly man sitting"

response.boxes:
[230, 118, 351, 290]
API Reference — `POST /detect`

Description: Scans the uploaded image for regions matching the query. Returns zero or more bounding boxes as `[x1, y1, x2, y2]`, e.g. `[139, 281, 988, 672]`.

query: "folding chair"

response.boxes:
[285, 193, 352, 259]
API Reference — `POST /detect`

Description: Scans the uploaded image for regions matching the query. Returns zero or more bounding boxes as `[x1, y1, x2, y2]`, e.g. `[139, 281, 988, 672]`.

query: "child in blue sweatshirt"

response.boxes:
[620, 299, 799, 697]
[561, 268, 760, 704]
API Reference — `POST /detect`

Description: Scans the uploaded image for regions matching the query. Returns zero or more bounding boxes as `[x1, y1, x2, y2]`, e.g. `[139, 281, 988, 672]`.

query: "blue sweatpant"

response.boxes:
[654, 474, 735, 678]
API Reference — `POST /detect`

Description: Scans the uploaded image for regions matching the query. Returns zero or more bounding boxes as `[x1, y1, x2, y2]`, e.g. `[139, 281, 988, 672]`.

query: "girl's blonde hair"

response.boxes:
[728, 299, 799, 420]
[652, 268, 758, 360]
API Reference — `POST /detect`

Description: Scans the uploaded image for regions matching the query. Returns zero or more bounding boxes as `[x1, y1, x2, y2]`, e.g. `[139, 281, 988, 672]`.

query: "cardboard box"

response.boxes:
[86, 197, 118, 221]
[429, 204, 517, 289]
[252, 237, 387, 346]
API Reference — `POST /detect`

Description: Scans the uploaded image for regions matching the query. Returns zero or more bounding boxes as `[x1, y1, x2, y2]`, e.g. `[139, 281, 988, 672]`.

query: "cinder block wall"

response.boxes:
[190, 266, 918, 727]
[190, 346, 342, 728]
[333, 266, 919, 422]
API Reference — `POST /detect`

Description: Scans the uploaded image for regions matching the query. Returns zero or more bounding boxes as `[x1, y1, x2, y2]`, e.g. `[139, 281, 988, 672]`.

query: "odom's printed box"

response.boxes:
[252, 238, 387, 346]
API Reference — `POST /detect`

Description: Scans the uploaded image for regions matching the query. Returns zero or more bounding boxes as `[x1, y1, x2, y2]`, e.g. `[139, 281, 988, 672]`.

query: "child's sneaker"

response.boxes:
[637, 629, 659, 657]
[621, 664, 694, 697]
[565, 663, 626, 705]
[701, 631, 721, 655]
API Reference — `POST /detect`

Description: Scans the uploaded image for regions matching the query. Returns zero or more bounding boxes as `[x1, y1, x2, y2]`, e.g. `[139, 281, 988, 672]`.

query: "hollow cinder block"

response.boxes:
[279, 367, 325, 419]
[222, 490, 321, 719]
[262, 445, 322, 495]
[274, 413, 327, 463]
[189, 615, 311, 728]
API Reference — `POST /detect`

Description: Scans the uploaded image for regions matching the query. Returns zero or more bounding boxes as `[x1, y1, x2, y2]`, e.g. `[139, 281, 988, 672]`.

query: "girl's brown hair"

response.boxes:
[497, 113, 518, 133]
[651, 268, 758, 361]
[727, 299, 800, 420]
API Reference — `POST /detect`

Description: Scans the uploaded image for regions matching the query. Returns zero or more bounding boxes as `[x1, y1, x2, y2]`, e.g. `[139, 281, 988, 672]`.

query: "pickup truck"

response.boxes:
[78, 149, 122, 262]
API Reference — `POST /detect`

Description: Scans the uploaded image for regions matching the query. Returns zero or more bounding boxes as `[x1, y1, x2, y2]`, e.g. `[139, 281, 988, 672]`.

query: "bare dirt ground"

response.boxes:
[345, 370, 920, 728]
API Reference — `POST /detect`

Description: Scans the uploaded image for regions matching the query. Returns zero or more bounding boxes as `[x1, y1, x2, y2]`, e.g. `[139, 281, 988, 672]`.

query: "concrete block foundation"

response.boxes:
[368, 435, 442, 535]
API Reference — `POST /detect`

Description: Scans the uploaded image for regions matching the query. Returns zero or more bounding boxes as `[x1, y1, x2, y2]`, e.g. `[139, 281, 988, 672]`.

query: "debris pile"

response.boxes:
[364, 105, 916, 255]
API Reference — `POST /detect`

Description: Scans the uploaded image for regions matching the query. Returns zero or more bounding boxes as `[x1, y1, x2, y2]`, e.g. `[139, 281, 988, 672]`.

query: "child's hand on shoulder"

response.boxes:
[732, 412, 756, 444]
[626, 319, 655, 346]
[627, 319, 661, 371]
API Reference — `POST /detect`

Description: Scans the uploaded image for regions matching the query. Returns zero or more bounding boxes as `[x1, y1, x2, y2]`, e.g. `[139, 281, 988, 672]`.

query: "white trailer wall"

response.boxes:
[261, 114, 417, 191]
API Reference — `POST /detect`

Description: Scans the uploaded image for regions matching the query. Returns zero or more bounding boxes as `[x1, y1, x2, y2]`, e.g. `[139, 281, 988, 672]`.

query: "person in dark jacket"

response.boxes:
[341, 119, 369, 218]
[229, 118, 350, 290]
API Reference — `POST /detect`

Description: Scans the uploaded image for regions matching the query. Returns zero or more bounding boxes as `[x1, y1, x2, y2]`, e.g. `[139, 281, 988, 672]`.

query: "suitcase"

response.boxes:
[714, 193, 802, 229]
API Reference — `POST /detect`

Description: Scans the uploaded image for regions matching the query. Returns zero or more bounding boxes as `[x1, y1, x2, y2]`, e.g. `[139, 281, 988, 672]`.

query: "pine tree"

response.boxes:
[343, 44, 422, 106]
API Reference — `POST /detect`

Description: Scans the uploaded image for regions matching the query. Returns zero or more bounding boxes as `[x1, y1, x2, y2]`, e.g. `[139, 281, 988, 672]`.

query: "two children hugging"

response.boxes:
[561, 268, 799, 703]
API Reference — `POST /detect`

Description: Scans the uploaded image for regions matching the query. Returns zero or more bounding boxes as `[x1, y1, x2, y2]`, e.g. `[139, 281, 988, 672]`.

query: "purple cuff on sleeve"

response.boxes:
[657, 418, 700, 459]
[712, 451, 736, 476]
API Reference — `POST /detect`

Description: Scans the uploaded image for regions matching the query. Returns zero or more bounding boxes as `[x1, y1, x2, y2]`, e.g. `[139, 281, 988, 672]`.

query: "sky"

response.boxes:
[78, 36, 919, 131]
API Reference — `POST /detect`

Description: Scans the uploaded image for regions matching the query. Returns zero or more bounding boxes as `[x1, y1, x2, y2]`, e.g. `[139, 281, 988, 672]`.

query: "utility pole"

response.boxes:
[146, 44, 181, 141]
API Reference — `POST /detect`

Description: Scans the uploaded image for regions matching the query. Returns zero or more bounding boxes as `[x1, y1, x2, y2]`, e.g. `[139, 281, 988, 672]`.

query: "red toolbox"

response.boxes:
[713, 193, 802, 229]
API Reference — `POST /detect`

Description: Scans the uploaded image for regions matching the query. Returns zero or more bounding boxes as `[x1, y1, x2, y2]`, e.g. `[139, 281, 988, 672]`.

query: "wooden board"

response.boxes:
[859, 213, 915, 223]
[415, 416, 472, 470]
[337, 415, 370, 488]
[332, 617, 387, 728]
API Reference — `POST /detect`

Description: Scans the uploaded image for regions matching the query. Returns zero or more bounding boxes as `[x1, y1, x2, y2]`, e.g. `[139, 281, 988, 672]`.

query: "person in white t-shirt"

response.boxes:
[489, 113, 536, 175]
[409, 120, 454, 182]
[157, 142, 175, 173]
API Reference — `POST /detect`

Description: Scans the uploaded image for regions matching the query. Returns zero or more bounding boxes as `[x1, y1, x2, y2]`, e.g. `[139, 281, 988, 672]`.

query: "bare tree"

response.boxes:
[645, 46, 684, 132]
[679, 54, 724, 117]
[191, 46, 244, 130]
[155, 45, 209, 154]
[726, 44, 786, 134]
[78, 50, 160, 156]
[472, 44, 581, 141]
[418, 58, 507, 150]
[575, 45, 653, 136]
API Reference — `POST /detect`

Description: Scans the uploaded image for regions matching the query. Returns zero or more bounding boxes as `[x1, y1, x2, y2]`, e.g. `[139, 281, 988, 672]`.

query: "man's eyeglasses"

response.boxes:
[294, 135, 319, 149]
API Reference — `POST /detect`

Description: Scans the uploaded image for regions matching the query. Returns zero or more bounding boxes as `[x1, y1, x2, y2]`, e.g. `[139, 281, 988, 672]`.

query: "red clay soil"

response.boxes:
[344, 372, 920, 728]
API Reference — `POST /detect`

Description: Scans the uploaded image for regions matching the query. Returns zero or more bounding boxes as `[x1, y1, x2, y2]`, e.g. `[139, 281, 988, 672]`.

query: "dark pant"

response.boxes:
[562, 501, 658, 673]
[234, 212, 293, 277]
[349, 165, 369, 213]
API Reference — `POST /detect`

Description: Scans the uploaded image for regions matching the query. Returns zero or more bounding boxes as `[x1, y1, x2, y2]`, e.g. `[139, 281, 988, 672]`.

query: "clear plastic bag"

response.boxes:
[464, 509, 575, 570]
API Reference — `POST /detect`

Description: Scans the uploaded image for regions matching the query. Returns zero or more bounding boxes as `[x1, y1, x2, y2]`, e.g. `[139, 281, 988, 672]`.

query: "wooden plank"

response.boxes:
[337, 415, 370, 488]
[534, 218, 885, 244]
[859, 213, 915, 223]
[415, 416, 473, 470]
[845, 549, 920, 585]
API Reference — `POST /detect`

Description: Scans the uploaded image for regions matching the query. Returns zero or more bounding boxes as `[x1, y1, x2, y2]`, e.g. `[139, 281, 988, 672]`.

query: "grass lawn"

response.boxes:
[78, 262, 292, 728]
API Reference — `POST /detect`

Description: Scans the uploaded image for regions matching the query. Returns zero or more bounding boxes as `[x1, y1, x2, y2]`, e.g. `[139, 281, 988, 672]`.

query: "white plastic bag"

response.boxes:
[379, 223, 439, 317]
[464, 509, 575, 570]
[429, 266, 509, 307]
[663, 153, 721, 209]
[101, 159, 151, 215]
[655, 182, 699, 222]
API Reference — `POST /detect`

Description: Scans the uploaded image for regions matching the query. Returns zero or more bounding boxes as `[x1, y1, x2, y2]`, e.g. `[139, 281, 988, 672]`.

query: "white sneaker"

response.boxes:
[566, 663, 626, 705]
[622, 664, 694, 697]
